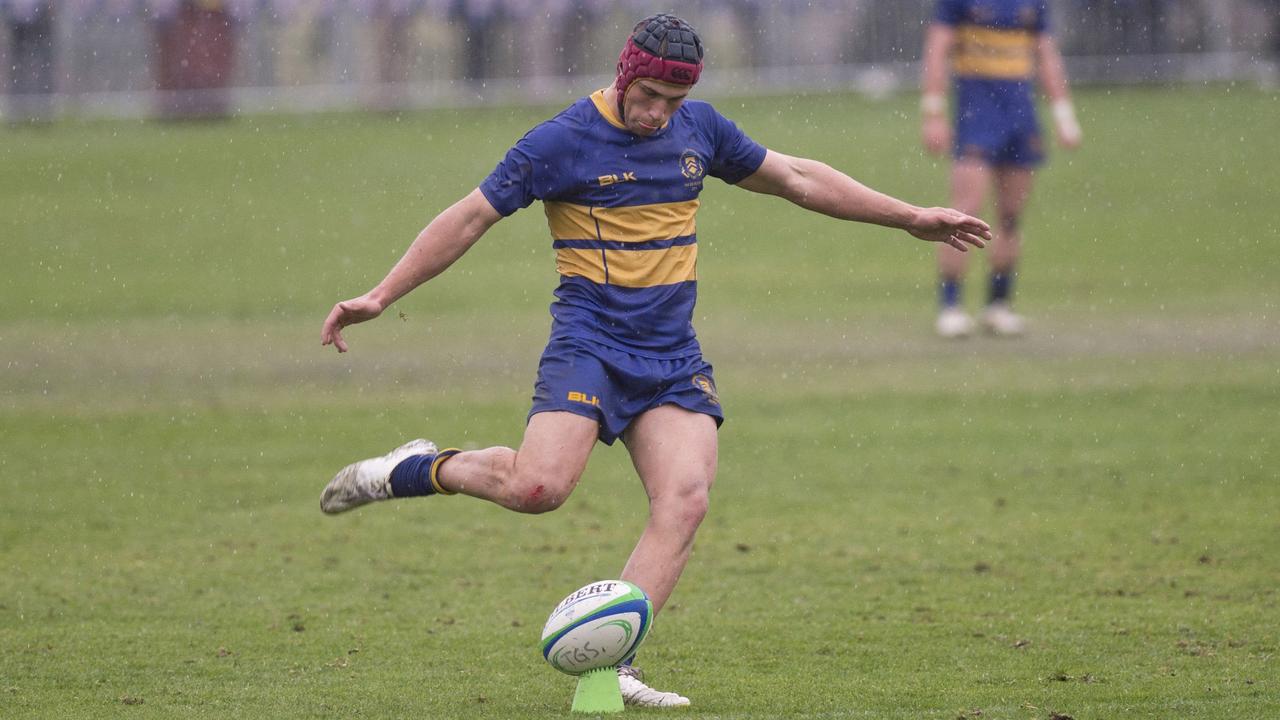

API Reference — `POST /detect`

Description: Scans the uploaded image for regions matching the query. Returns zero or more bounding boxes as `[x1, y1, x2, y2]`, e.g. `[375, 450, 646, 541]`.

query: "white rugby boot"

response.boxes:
[935, 306, 975, 339]
[320, 439, 437, 514]
[981, 302, 1026, 337]
[617, 666, 690, 707]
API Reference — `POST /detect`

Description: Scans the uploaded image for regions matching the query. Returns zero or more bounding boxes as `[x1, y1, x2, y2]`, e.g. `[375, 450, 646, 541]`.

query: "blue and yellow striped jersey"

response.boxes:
[480, 90, 766, 358]
[935, 0, 1049, 82]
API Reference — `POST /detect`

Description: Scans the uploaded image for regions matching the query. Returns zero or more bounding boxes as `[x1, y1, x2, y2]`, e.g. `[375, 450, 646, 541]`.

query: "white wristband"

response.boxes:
[1052, 99, 1081, 142]
[920, 93, 946, 117]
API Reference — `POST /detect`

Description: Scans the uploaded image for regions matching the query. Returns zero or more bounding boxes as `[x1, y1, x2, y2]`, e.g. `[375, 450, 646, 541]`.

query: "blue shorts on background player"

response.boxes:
[921, 0, 1083, 338]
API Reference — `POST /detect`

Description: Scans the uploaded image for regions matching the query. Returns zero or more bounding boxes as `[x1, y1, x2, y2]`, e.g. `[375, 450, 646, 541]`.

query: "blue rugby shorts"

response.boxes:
[528, 336, 723, 445]
[953, 81, 1044, 168]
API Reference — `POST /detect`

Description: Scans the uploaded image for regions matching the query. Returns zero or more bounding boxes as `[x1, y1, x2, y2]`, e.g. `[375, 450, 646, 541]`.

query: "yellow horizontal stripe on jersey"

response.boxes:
[545, 200, 699, 243]
[556, 244, 698, 288]
[953, 25, 1035, 80]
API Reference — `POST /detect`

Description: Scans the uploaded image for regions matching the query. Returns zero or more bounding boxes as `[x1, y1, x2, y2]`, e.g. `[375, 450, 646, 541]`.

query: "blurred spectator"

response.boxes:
[365, 0, 423, 110]
[151, 0, 238, 119]
[450, 0, 502, 85]
[1270, 0, 1280, 61]
[729, 0, 766, 68]
[4, 0, 56, 123]
[541, 0, 608, 77]
[270, 0, 335, 88]
[69, 0, 151, 97]
[1127, 0, 1171, 54]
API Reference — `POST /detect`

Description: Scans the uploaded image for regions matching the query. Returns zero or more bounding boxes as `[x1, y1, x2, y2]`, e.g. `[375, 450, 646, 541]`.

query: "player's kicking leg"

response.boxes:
[320, 438, 439, 513]
[320, 411, 598, 515]
[613, 404, 717, 707]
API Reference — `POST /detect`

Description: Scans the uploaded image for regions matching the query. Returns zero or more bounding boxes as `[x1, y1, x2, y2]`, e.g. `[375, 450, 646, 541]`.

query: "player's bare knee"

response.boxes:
[681, 490, 710, 527]
[509, 463, 579, 514]
[517, 485, 570, 514]
[651, 478, 711, 529]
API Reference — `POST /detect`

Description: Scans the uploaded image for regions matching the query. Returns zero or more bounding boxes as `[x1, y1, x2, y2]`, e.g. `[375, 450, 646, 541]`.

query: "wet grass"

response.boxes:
[1, 86, 1278, 719]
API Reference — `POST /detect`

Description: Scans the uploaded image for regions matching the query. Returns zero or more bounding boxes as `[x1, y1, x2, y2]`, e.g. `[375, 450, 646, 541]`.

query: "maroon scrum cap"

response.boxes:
[614, 14, 704, 117]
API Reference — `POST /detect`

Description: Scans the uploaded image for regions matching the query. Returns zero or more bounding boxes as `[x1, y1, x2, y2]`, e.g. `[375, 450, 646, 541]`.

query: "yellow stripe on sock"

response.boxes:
[430, 448, 461, 495]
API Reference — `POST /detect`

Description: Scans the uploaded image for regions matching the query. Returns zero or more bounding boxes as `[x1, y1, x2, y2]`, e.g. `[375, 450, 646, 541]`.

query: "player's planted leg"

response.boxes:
[619, 405, 717, 612]
[613, 405, 717, 707]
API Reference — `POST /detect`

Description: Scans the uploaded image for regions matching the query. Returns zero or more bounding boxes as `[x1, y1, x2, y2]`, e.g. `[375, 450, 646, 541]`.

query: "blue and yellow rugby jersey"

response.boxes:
[479, 89, 766, 358]
[935, 0, 1049, 83]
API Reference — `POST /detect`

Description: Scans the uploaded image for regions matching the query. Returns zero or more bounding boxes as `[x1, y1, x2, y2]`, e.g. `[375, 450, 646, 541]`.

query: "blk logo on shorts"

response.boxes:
[567, 391, 600, 406]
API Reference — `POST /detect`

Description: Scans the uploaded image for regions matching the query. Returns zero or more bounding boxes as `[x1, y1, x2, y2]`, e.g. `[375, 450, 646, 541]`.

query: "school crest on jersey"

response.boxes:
[680, 149, 706, 181]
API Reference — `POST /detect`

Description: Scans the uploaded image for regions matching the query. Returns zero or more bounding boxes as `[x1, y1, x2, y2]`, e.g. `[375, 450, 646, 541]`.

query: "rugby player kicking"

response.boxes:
[321, 13, 989, 707]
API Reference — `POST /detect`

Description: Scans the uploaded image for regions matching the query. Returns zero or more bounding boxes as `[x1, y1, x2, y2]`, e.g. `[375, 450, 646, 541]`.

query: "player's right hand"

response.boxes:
[321, 295, 384, 353]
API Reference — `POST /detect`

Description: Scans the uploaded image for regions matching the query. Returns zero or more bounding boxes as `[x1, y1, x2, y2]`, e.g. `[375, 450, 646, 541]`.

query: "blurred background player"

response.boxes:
[921, 0, 1082, 338]
[319, 13, 989, 706]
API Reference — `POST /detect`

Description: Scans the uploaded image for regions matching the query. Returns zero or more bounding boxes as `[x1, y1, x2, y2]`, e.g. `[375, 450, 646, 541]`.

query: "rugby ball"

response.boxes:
[540, 580, 652, 675]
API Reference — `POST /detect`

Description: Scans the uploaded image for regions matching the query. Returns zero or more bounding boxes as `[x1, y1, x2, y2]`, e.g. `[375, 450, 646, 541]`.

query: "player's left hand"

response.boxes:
[906, 207, 991, 251]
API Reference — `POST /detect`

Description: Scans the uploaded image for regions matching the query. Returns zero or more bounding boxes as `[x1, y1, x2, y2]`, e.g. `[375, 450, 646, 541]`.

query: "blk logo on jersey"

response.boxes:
[598, 171, 637, 187]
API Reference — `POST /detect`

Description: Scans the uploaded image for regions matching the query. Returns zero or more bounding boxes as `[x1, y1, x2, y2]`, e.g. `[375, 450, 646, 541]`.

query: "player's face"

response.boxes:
[623, 80, 689, 136]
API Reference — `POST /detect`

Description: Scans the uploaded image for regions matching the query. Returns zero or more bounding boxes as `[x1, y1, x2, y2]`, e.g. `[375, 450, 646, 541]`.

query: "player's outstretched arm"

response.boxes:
[321, 188, 503, 353]
[736, 150, 991, 251]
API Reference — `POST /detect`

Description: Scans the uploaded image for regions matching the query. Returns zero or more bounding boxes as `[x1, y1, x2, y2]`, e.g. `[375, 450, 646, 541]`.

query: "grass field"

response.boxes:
[2, 85, 1278, 719]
